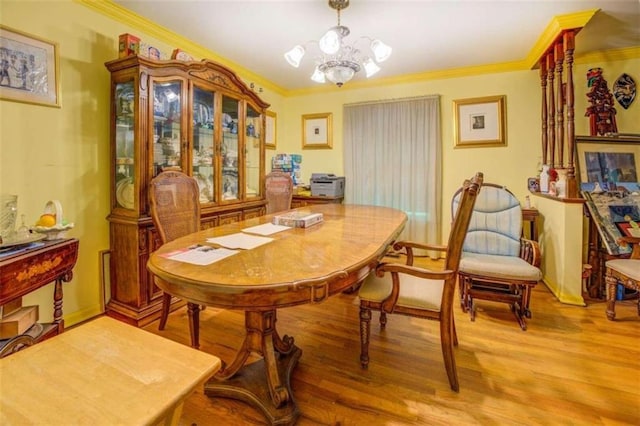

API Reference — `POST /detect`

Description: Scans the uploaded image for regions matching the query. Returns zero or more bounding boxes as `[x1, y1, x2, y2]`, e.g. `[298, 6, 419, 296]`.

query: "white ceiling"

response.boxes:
[113, 0, 640, 91]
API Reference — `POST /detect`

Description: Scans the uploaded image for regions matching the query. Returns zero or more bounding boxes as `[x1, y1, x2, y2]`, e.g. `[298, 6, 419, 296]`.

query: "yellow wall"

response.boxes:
[1, 0, 638, 325]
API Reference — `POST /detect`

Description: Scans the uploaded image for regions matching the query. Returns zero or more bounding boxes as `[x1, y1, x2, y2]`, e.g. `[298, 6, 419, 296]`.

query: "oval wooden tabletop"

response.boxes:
[147, 204, 407, 310]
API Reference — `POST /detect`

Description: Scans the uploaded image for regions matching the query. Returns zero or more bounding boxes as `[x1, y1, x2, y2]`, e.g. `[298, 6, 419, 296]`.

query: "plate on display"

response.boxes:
[0, 232, 45, 250]
[116, 177, 135, 209]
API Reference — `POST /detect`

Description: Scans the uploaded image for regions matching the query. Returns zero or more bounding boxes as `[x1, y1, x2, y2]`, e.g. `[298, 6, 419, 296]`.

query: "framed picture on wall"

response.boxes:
[265, 110, 277, 150]
[453, 95, 506, 148]
[0, 25, 60, 107]
[575, 135, 640, 192]
[302, 112, 333, 149]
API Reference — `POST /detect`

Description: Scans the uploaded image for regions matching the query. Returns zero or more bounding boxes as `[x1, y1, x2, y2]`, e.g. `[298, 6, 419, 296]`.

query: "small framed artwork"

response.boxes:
[575, 135, 640, 192]
[0, 25, 60, 108]
[453, 95, 506, 148]
[265, 110, 277, 150]
[302, 112, 333, 149]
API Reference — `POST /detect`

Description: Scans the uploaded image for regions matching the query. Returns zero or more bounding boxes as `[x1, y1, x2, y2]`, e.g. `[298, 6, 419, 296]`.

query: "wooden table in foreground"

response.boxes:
[147, 204, 407, 425]
[0, 316, 221, 425]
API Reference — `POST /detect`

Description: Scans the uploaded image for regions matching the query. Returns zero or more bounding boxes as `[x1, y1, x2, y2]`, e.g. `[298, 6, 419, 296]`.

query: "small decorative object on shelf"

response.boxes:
[118, 33, 140, 58]
[31, 200, 74, 240]
[272, 211, 323, 228]
[539, 164, 551, 193]
[171, 49, 194, 61]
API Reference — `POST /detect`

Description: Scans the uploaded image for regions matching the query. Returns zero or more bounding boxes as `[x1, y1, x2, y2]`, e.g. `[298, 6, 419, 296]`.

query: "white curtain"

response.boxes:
[343, 95, 441, 254]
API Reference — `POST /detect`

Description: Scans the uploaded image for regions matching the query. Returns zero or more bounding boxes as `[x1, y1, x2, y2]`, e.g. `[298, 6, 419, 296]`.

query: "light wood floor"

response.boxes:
[143, 259, 640, 425]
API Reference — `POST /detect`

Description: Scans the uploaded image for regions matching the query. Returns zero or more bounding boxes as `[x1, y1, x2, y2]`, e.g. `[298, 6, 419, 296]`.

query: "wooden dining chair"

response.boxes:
[606, 235, 640, 320]
[358, 172, 483, 392]
[148, 168, 202, 348]
[265, 171, 294, 214]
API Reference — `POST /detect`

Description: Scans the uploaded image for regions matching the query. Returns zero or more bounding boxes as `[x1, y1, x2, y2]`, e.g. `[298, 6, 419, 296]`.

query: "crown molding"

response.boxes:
[75, 0, 286, 96]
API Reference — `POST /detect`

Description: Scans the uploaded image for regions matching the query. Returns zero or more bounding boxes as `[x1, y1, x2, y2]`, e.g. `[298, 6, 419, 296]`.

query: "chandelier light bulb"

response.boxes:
[319, 27, 342, 55]
[363, 57, 380, 78]
[311, 67, 326, 83]
[370, 39, 392, 63]
[284, 45, 305, 68]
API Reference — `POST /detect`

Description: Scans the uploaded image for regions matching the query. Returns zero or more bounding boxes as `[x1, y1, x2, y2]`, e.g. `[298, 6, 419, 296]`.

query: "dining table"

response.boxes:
[147, 203, 407, 425]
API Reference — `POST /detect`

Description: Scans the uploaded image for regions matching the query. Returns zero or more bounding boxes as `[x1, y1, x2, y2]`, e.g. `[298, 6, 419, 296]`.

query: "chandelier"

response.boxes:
[284, 0, 392, 87]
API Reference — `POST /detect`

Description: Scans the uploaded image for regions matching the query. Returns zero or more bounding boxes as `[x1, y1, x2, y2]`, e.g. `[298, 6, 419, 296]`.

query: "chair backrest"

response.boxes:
[452, 183, 522, 257]
[149, 169, 201, 244]
[445, 173, 484, 273]
[265, 171, 293, 214]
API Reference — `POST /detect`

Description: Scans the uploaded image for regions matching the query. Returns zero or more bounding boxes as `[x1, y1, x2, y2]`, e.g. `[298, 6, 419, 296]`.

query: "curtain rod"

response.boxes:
[344, 94, 440, 107]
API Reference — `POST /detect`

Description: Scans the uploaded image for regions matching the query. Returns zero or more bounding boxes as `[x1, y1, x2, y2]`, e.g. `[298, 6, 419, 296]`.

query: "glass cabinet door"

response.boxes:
[192, 86, 215, 203]
[152, 80, 183, 177]
[245, 104, 262, 199]
[114, 80, 135, 210]
[221, 95, 239, 202]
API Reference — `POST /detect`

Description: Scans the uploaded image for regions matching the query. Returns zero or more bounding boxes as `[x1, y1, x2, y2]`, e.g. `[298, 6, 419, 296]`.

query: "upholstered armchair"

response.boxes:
[453, 183, 542, 330]
[358, 172, 483, 392]
[606, 236, 640, 320]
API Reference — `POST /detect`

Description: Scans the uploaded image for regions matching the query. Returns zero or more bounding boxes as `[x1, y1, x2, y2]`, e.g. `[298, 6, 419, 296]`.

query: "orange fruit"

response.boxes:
[37, 214, 56, 227]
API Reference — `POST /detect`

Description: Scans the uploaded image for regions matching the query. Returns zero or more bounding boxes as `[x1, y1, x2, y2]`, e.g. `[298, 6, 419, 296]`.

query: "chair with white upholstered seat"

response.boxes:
[358, 172, 483, 392]
[606, 236, 640, 320]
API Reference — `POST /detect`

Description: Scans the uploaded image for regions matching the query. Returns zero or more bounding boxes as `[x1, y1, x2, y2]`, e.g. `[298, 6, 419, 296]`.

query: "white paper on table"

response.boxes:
[207, 233, 274, 250]
[242, 223, 291, 236]
[166, 246, 238, 265]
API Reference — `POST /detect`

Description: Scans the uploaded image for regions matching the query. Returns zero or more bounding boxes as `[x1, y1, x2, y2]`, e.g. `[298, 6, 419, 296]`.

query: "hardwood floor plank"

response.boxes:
[143, 259, 640, 425]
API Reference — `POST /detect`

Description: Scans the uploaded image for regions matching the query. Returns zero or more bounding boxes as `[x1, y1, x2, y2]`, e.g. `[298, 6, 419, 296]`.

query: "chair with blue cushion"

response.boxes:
[453, 183, 542, 330]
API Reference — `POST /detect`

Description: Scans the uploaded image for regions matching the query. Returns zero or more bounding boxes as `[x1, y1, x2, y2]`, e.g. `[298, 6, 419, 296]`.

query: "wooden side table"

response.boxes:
[522, 208, 539, 241]
[0, 238, 79, 357]
[291, 191, 343, 208]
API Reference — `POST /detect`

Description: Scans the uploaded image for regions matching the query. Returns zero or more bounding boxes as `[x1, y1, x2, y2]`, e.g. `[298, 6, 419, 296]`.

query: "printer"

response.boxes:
[310, 173, 345, 197]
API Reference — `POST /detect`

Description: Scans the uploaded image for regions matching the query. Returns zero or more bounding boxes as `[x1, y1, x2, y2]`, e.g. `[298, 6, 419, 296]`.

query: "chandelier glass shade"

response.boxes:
[284, 0, 391, 87]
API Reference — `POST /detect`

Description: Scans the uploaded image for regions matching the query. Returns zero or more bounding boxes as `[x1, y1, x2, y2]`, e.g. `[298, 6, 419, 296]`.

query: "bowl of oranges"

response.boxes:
[32, 200, 74, 240]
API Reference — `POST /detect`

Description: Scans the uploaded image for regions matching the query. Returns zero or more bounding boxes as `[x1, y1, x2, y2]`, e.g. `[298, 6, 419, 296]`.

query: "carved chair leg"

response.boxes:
[440, 314, 459, 392]
[379, 311, 387, 330]
[158, 292, 172, 330]
[469, 298, 476, 322]
[605, 273, 618, 321]
[187, 302, 201, 349]
[458, 275, 467, 312]
[359, 307, 372, 369]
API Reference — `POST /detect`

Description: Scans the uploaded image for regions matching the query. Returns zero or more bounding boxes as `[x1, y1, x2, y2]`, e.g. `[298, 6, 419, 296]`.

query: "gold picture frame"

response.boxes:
[265, 110, 277, 150]
[302, 112, 333, 149]
[0, 25, 60, 108]
[453, 95, 506, 148]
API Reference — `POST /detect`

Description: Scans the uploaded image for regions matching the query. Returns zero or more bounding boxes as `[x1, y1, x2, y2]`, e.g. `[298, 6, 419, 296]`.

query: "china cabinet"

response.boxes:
[105, 56, 269, 326]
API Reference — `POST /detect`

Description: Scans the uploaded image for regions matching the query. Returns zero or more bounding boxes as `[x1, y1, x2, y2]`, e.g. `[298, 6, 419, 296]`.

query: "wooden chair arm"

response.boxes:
[618, 236, 640, 259]
[520, 238, 541, 268]
[377, 262, 454, 281]
[376, 262, 455, 313]
[392, 241, 448, 265]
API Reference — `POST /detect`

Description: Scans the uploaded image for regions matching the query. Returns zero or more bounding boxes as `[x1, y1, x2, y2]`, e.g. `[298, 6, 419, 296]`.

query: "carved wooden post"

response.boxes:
[564, 31, 577, 198]
[554, 41, 565, 168]
[546, 51, 556, 167]
[540, 60, 548, 165]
